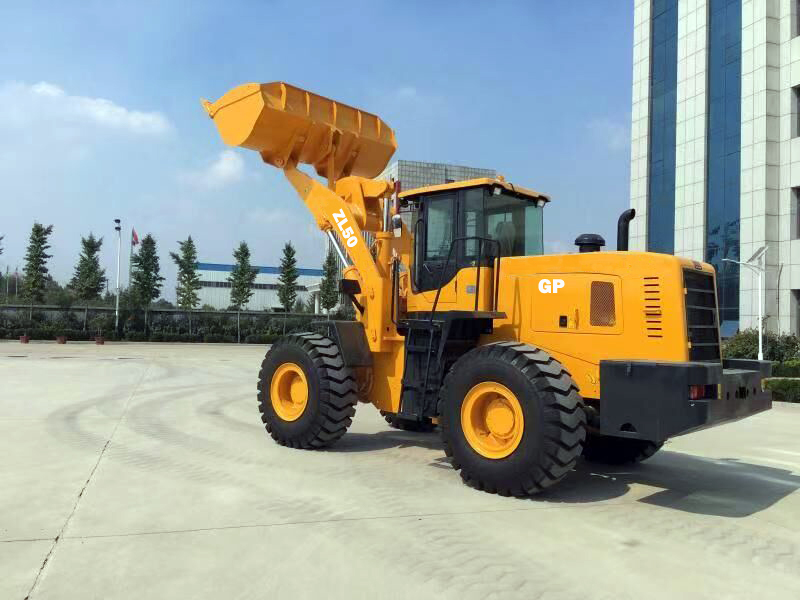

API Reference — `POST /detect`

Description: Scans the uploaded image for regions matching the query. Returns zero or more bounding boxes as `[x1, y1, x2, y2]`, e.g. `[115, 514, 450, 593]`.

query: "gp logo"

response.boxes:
[538, 279, 565, 294]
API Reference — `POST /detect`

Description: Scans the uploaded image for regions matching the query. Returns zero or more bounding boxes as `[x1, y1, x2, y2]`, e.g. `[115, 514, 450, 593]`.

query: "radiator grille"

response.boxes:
[590, 281, 616, 326]
[643, 277, 663, 338]
[684, 269, 721, 361]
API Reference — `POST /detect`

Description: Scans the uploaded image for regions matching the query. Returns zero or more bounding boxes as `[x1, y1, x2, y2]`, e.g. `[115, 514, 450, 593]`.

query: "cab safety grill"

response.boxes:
[684, 269, 721, 361]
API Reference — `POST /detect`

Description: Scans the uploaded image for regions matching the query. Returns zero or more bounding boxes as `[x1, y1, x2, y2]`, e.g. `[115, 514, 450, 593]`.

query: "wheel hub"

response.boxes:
[461, 382, 524, 459]
[270, 362, 308, 421]
[485, 399, 516, 438]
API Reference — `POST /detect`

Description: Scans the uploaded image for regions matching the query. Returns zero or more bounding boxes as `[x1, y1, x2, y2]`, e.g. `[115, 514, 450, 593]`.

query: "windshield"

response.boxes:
[463, 188, 544, 258]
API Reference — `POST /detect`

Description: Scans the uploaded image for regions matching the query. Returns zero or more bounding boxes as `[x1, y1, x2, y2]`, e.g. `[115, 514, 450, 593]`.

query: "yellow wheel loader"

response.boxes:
[203, 82, 772, 496]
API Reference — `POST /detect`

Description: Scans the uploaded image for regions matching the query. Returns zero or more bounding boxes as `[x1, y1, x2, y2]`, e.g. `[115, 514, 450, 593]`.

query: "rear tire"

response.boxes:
[381, 411, 437, 432]
[439, 342, 586, 496]
[257, 333, 358, 449]
[581, 434, 662, 465]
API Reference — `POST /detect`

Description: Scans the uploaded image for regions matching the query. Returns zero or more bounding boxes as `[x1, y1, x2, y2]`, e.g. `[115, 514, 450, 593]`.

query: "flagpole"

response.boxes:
[114, 219, 121, 331]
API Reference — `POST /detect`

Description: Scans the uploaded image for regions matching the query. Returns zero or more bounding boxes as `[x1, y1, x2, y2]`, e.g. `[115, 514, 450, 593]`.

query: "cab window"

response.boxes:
[425, 195, 455, 260]
[485, 192, 544, 257]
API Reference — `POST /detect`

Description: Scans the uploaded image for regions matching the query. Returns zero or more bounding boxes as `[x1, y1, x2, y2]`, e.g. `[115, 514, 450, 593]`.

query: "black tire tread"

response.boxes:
[440, 342, 586, 496]
[257, 332, 357, 449]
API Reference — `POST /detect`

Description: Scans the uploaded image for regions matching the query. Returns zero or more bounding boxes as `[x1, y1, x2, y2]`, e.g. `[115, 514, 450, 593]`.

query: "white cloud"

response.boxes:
[587, 117, 630, 152]
[180, 149, 245, 189]
[545, 240, 572, 254]
[0, 81, 171, 135]
[395, 86, 420, 100]
[390, 85, 444, 107]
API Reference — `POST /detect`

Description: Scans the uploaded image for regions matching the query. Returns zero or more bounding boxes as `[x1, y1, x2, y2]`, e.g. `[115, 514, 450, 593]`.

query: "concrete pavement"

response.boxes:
[1, 341, 799, 599]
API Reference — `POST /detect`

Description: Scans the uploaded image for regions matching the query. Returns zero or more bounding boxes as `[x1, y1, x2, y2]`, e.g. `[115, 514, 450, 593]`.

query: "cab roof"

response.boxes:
[398, 176, 549, 203]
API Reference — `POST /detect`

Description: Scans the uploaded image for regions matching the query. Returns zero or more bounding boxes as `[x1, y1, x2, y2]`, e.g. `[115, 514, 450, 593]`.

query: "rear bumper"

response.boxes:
[598, 358, 772, 442]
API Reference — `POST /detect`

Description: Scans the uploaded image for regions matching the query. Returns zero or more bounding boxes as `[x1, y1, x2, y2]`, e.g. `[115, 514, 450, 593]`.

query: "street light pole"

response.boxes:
[114, 219, 122, 331]
[757, 266, 763, 360]
[723, 245, 768, 361]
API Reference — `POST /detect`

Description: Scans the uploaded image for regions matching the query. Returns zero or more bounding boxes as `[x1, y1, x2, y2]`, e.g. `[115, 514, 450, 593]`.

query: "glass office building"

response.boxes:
[630, 0, 800, 334]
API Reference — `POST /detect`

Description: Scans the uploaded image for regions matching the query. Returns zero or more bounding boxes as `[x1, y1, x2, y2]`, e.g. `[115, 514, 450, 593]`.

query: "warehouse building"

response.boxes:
[195, 262, 323, 311]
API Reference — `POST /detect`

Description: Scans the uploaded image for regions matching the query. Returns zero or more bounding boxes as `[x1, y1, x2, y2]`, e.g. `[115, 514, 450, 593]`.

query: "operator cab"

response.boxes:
[399, 177, 548, 292]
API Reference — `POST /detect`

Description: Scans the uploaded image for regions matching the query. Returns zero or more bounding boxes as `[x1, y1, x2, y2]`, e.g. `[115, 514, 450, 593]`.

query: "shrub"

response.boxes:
[244, 333, 279, 344]
[765, 378, 800, 403]
[125, 331, 148, 342]
[203, 334, 236, 343]
[771, 359, 800, 378]
[149, 332, 165, 342]
[723, 329, 800, 362]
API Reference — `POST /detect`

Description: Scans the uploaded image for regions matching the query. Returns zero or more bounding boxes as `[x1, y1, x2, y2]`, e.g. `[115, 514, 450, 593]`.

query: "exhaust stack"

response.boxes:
[617, 209, 636, 251]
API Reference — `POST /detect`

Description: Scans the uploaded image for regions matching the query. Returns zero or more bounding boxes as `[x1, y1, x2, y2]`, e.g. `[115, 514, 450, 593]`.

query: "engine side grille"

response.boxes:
[590, 281, 616, 326]
[684, 269, 721, 361]
[643, 277, 663, 338]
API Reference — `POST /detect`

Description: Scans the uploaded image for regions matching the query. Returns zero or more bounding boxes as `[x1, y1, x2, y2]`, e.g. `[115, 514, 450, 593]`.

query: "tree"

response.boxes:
[0, 234, 4, 300]
[277, 242, 299, 333]
[69, 233, 106, 329]
[320, 249, 339, 316]
[130, 234, 165, 333]
[170, 236, 202, 334]
[228, 241, 257, 343]
[304, 293, 316, 314]
[22, 223, 54, 318]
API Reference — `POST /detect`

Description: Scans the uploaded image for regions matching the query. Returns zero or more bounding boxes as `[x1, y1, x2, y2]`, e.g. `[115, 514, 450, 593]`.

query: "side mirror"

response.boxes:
[391, 214, 403, 238]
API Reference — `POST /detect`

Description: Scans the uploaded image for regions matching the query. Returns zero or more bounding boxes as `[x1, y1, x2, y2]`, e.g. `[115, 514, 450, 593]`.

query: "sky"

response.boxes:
[0, 0, 633, 301]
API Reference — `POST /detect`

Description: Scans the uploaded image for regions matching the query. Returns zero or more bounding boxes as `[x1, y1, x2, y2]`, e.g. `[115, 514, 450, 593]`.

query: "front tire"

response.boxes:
[440, 342, 586, 496]
[257, 333, 358, 449]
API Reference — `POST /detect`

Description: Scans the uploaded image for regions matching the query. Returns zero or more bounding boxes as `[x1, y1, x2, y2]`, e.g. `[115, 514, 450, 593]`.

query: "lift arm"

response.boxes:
[203, 81, 403, 352]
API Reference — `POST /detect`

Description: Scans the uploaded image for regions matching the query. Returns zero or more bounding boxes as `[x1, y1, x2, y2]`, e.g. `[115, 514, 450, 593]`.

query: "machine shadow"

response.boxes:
[332, 430, 443, 453]
[336, 431, 799, 518]
[540, 450, 800, 518]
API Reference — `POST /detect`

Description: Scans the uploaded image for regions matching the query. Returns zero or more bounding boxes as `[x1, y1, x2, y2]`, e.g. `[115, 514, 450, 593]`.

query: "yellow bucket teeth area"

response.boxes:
[203, 82, 397, 180]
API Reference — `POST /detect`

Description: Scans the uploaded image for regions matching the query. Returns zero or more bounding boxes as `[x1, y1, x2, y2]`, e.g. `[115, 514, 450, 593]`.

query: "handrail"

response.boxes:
[390, 257, 399, 325]
[417, 236, 502, 417]
[428, 236, 501, 321]
[413, 218, 425, 291]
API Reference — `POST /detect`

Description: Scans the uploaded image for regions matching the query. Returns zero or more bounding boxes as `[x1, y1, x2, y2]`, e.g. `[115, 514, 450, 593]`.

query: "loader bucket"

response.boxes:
[202, 82, 397, 180]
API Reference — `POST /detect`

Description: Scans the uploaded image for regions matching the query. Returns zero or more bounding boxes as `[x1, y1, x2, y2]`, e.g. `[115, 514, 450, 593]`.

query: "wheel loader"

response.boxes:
[203, 82, 772, 496]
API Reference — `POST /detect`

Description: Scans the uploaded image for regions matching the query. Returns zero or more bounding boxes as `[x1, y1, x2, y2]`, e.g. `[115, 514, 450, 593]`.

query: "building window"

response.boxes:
[793, 87, 800, 137]
[795, 1, 800, 37]
[794, 188, 800, 239]
[705, 0, 742, 330]
[646, 0, 679, 254]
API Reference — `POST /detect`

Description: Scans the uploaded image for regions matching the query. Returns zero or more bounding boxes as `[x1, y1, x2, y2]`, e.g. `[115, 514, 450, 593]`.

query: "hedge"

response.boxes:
[770, 359, 800, 378]
[1, 328, 98, 341]
[765, 378, 800, 403]
[723, 329, 800, 362]
[0, 327, 276, 344]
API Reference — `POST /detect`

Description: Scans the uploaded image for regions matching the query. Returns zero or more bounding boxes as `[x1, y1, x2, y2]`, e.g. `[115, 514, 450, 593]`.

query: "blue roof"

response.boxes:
[196, 262, 324, 277]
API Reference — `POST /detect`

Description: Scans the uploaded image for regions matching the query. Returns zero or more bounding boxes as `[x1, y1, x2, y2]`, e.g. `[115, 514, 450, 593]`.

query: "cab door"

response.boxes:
[415, 193, 457, 305]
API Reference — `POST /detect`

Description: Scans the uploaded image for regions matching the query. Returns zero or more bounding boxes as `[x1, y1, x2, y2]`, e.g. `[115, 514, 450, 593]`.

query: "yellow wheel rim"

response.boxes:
[270, 362, 309, 422]
[461, 382, 524, 459]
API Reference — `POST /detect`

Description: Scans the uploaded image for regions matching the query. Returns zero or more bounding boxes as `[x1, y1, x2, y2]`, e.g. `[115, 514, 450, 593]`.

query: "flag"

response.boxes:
[131, 228, 140, 245]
